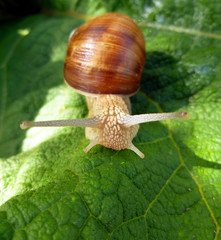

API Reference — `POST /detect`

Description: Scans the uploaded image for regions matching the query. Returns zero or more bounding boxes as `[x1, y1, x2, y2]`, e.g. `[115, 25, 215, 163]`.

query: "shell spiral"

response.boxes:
[64, 13, 146, 95]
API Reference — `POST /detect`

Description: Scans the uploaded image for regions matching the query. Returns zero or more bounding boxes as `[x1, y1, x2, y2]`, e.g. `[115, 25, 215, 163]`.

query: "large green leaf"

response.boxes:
[0, 0, 221, 239]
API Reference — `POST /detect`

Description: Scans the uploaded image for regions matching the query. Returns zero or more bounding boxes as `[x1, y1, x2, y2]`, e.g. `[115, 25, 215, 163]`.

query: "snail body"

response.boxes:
[84, 94, 140, 155]
[21, 13, 189, 158]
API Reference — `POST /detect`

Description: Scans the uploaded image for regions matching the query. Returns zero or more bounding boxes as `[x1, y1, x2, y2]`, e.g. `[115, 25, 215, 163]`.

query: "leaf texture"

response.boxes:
[0, 0, 221, 239]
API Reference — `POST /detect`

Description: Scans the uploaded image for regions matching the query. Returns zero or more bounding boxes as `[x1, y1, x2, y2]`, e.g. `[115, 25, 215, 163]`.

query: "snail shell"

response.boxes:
[63, 13, 146, 95]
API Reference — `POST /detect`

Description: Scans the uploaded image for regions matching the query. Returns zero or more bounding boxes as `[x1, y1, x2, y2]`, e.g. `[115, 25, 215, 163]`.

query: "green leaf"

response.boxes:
[0, 0, 221, 239]
[40, 0, 147, 17]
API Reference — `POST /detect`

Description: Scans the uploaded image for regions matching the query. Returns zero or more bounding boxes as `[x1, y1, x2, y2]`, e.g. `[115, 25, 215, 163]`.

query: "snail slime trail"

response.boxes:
[20, 13, 189, 158]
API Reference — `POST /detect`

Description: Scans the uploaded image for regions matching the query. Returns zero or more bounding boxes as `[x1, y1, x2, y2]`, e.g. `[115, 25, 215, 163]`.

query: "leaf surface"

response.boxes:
[0, 0, 221, 239]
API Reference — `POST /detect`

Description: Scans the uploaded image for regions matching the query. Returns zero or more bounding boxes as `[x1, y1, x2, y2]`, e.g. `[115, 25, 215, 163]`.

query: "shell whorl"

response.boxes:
[64, 13, 146, 95]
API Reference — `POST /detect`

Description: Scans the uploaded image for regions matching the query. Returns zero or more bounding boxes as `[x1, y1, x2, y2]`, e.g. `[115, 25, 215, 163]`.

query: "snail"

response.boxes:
[20, 13, 189, 158]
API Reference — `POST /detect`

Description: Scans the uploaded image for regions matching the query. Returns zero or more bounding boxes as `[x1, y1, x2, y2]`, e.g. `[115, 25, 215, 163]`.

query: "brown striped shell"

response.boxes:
[63, 13, 146, 95]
